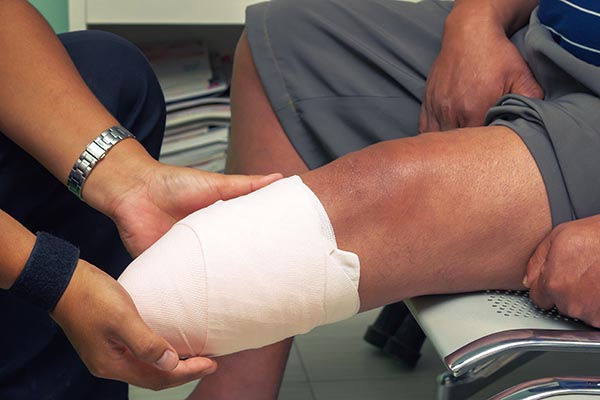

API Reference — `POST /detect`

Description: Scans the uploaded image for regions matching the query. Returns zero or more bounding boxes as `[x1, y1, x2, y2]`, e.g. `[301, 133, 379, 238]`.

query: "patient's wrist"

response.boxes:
[448, 0, 534, 37]
[445, 1, 506, 40]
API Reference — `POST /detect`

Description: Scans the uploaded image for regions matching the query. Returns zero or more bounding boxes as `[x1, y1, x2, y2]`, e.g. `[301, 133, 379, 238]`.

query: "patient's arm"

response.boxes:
[119, 124, 551, 357]
[420, 0, 541, 132]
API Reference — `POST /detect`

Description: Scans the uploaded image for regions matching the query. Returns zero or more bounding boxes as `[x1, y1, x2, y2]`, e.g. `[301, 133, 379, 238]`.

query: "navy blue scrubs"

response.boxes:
[0, 30, 165, 400]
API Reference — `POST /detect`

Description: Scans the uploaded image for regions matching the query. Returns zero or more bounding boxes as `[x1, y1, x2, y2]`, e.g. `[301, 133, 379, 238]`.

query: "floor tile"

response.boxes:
[283, 343, 309, 383]
[311, 377, 437, 400]
[296, 336, 416, 381]
[293, 307, 446, 398]
[279, 381, 315, 400]
[130, 380, 198, 400]
[295, 310, 445, 382]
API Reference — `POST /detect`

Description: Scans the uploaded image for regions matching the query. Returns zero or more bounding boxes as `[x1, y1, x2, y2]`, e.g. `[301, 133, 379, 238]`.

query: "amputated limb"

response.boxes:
[118, 176, 360, 357]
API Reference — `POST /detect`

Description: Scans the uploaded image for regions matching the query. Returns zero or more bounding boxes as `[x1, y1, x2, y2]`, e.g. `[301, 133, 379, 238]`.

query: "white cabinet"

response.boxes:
[69, 0, 267, 55]
[70, 0, 264, 27]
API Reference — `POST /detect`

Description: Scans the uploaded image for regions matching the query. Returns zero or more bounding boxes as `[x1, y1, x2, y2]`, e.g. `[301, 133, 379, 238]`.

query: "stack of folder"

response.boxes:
[144, 40, 232, 172]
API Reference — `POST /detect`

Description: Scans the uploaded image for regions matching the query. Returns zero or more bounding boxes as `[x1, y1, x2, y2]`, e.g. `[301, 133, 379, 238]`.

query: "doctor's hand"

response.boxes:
[524, 215, 600, 328]
[84, 139, 282, 257]
[51, 259, 218, 390]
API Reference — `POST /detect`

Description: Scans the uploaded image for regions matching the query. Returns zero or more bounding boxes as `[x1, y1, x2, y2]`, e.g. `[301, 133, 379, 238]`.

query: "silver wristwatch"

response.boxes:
[67, 126, 135, 199]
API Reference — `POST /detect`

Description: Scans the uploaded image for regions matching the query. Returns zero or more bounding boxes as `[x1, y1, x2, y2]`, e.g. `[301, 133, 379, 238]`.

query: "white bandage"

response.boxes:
[118, 176, 360, 357]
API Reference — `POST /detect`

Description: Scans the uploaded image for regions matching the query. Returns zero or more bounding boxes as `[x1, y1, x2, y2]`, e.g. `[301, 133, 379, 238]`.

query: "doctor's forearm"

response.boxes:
[0, 0, 156, 212]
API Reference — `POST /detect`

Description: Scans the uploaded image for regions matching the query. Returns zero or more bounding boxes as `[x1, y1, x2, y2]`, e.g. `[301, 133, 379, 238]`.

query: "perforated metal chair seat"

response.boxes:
[407, 291, 600, 399]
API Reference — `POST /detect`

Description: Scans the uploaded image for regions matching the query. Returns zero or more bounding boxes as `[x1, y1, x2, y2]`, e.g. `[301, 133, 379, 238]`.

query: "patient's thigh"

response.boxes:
[304, 125, 552, 309]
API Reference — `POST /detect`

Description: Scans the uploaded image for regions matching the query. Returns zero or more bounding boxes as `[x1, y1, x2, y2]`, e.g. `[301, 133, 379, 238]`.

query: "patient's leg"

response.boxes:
[225, 31, 308, 177]
[118, 124, 551, 361]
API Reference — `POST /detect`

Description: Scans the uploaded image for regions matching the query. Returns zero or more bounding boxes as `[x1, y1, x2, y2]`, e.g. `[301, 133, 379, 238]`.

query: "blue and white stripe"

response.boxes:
[538, 0, 600, 66]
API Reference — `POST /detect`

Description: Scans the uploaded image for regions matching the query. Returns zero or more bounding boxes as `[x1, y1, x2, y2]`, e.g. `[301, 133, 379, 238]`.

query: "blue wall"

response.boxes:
[29, 0, 69, 33]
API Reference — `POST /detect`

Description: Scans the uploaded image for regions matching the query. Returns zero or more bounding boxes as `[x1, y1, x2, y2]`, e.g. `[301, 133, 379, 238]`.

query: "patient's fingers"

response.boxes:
[528, 271, 554, 310]
[524, 234, 551, 288]
[526, 234, 555, 310]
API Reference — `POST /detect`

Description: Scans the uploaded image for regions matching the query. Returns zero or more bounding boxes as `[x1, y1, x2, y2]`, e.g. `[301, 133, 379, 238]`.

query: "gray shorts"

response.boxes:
[245, 0, 600, 226]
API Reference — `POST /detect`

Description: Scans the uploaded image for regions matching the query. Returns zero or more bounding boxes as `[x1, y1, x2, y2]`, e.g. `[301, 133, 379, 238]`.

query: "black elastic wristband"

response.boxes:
[9, 232, 80, 311]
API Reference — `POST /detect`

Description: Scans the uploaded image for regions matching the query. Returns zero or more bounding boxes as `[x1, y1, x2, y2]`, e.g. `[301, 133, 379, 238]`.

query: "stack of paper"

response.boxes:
[143, 40, 232, 173]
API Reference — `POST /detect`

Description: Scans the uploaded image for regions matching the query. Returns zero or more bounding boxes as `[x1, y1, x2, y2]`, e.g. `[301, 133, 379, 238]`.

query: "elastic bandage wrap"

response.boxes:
[118, 176, 360, 357]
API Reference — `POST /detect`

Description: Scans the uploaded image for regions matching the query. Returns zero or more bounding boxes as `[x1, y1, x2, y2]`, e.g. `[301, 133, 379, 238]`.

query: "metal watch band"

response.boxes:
[67, 126, 135, 199]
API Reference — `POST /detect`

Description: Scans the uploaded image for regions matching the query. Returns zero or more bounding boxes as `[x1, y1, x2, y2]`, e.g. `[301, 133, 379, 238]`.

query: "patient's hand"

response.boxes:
[524, 215, 600, 327]
[419, 5, 543, 132]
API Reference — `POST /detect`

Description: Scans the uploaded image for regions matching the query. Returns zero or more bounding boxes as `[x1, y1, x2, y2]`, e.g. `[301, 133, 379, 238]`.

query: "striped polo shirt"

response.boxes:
[538, 0, 600, 66]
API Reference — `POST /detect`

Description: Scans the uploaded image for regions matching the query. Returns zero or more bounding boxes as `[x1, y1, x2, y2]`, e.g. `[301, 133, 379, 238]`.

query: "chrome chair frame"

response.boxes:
[407, 291, 600, 399]
[491, 377, 600, 400]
